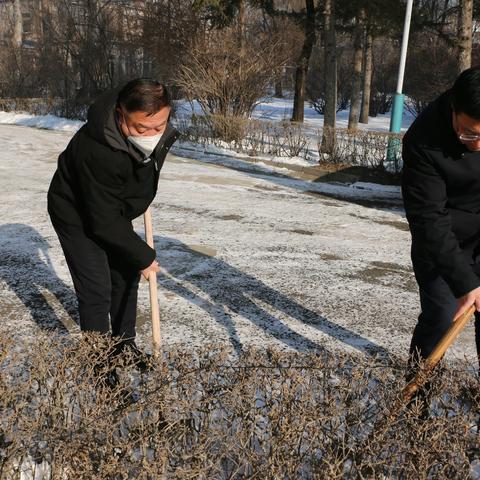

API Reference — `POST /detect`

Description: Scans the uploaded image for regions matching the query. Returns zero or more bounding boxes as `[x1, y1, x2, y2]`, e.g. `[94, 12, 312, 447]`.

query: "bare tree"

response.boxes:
[291, 0, 316, 123]
[404, 30, 457, 115]
[359, 31, 373, 123]
[457, 0, 473, 73]
[176, 27, 287, 118]
[321, 0, 337, 155]
[254, 0, 307, 99]
[347, 6, 366, 131]
[13, 0, 22, 47]
[0, 0, 38, 97]
[142, 0, 202, 83]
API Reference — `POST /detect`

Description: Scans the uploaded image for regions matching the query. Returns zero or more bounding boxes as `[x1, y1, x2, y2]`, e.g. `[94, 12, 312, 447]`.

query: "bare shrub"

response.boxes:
[0, 97, 85, 118]
[177, 112, 401, 169]
[279, 121, 309, 158]
[317, 127, 403, 172]
[176, 27, 287, 119]
[178, 114, 311, 160]
[1, 329, 480, 479]
[205, 114, 249, 144]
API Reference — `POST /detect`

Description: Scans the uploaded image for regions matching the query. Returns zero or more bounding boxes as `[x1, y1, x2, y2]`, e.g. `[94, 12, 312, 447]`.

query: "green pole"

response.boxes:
[386, 93, 405, 162]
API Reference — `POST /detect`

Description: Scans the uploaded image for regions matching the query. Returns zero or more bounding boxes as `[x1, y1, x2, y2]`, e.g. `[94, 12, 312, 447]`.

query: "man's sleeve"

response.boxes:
[402, 141, 480, 297]
[77, 152, 155, 270]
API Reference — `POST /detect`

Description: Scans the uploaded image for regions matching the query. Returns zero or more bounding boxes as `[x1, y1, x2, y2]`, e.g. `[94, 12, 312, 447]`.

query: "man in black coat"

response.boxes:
[402, 66, 480, 366]
[48, 78, 179, 368]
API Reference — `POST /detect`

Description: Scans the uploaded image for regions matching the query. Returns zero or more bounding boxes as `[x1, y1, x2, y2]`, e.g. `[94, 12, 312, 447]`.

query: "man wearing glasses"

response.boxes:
[403, 66, 480, 376]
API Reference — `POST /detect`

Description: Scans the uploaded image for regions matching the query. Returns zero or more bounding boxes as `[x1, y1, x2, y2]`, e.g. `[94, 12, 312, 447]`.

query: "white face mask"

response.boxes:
[127, 132, 163, 157]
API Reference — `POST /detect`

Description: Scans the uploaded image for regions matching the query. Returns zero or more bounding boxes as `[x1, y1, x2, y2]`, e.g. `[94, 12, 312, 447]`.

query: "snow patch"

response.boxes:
[0, 111, 83, 132]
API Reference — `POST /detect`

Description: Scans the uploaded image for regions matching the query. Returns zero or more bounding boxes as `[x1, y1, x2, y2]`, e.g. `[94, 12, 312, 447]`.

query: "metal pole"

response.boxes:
[387, 0, 414, 164]
[396, 0, 414, 96]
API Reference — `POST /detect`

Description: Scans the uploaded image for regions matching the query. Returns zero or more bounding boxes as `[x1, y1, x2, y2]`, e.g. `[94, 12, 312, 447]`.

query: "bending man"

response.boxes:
[403, 66, 480, 369]
[48, 78, 179, 369]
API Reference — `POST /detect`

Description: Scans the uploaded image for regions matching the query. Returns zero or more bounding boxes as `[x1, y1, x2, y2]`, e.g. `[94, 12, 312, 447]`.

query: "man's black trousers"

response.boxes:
[51, 220, 141, 339]
[410, 246, 480, 361]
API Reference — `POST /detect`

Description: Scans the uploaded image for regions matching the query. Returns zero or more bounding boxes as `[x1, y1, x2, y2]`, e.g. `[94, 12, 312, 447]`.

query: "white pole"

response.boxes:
[396, 0, 414, 94]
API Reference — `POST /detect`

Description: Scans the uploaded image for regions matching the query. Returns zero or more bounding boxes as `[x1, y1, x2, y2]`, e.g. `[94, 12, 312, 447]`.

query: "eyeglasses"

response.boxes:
[458, 133, 480, 142]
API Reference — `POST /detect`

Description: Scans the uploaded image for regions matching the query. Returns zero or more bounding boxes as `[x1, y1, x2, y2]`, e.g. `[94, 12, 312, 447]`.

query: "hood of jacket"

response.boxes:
[85, 88, 178, 165]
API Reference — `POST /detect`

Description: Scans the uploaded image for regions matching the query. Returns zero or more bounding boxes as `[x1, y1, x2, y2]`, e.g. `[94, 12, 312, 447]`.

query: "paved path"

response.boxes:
[0, 124, 476, 361]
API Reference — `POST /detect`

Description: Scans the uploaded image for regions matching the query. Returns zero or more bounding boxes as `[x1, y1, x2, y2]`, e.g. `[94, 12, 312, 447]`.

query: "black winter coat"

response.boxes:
[402, 90, 480, 297]
[47, 88, 179, 270]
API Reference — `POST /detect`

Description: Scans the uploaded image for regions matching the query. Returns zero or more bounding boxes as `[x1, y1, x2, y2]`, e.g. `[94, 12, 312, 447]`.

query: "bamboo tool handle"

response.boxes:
[143, 207, 161, 356]
[402, 304, 476, 403]
[358, 304, 476, 455]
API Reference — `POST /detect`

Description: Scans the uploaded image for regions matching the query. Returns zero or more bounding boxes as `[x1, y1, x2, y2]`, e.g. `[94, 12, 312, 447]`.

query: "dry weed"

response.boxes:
[0, 331, 479, 479]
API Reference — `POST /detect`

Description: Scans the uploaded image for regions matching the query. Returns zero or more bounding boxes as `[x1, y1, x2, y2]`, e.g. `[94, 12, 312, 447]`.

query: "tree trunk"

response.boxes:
[359, 32, 373, 124]
[270, 15, 284, 99]
[440, 0, 449, 32]
[275, 79, 283, 98]
[320, 0, 337, 155]
[291, 0, 316, 123]
[238, 0, 245, 52]
[348, 8, 366, 131]
[458, 0, 473, 73]
[236, 0, 246, 116]
[13, 0, 23, 47]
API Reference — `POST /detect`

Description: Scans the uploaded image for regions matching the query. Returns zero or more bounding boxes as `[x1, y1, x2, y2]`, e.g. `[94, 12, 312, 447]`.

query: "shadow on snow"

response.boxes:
[0, 224, 395, 361]
[156, 235, 394, 360]
[0, 223, 78, 334]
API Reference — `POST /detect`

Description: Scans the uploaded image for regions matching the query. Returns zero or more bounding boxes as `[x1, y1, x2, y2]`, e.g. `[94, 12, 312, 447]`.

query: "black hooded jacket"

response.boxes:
[47, 88, 179, 270]
[402, 90, 480, 297]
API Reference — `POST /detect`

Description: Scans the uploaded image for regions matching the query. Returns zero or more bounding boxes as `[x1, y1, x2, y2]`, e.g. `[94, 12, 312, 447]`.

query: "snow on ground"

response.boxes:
[0, 110, 83, 132]
[176, 97, 416, 132]
[0, 123, 477, 362]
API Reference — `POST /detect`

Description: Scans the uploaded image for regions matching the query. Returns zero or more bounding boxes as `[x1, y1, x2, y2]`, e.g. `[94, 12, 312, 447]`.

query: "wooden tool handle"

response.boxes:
[144, 207, 161, 356]
[402, 304, 476, 402]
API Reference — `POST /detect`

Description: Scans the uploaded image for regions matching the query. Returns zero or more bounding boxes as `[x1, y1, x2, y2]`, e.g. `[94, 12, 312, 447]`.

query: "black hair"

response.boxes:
[451, 66, 480, 119]
[117, 78, 171, 115]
